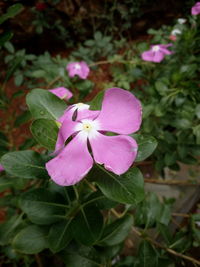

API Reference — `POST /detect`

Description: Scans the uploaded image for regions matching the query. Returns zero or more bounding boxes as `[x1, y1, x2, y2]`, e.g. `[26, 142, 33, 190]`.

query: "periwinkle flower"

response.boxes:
[49, 87, 73, 100]
[191, 2, 200, 15]
[66, 61, 90, 79]
[0, 164, 4, 172]
[46, 88, 142, 186]
[141, 44, 173, 63]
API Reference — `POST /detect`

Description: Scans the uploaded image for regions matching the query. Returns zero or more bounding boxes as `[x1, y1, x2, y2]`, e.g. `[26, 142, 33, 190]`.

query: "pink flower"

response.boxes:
[46, 88, 142, 186]
[66, 61, 90, 79]
[141, 44, 173, 63]
[169, 35, 177, 41]
[191, 2, 200, 15]
[49, 87, 73, 100]
[0, 164, 4, 172]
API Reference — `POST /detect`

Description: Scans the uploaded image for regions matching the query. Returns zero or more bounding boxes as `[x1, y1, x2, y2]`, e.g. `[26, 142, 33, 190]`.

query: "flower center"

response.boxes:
[74, 63, 81, 70]
[152, 45, 160, 52]
[83, 123, 92, 132]
[75, 119, 100, 140]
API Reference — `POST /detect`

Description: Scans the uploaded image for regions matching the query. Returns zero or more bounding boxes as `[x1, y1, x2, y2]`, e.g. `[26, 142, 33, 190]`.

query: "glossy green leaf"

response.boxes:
[89, 165, 144, 204]
[48, 219, 73, 252]
[72, 205, 103, 246]
[0, 150, 48, 179]
[31, 119, 59, 150]
[0, 214, 23, 245]
[26, 89, 67, 120]
[132, 134, 157, 162]
[138, 241, 158, 267]
[98, 214, 133, 246]
[13, 225, 48, 254]
[20, 188, 66, 225]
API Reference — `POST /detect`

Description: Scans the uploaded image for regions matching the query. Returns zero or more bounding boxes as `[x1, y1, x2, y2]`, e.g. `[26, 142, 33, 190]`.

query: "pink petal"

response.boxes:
[90, 133, 138, 175]
[152, 51, 165, 62]
[96, 88, 142, 134]
[46, 133, 93, 186]
[141, 50, 164, 62]
[66, 61, 90, 79]
[55, 119, 79, 151]
[160, 48, 172, 55]
[0, 164, 4, 172]
[49, 87, 73, 100]
[57, 105, 99, 124]
[191, 2, 200, 15]
[79, 61, 90, 79]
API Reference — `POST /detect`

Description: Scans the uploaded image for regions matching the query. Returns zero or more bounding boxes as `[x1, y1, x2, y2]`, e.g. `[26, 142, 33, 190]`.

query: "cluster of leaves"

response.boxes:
[108, 16, 200, 173]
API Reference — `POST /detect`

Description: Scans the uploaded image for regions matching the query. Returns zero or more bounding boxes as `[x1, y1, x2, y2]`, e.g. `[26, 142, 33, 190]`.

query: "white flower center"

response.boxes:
[74, 63, 81, 70]
[152, 45, 160, 52]
[75, 119, 100, 141]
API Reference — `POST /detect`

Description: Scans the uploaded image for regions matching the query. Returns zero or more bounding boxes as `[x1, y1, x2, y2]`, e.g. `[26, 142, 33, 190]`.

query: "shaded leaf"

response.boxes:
[89, 165, 144, 204]
[0, 150, 48, 179]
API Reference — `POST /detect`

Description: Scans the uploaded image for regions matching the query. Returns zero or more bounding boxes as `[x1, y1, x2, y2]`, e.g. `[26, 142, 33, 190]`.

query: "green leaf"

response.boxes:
[14, 73, 23, 86]
[133, 134, 157, 162]
[0, 214, 23, 245]
[94, 31, 102, 41]
[193, 125, 200, 144]
[195, 104, 200, 119]
[0, 4, 24, 25]
[31, 119, 59, 150]
[89, 165, 144, 204]
[48, 219, 73, 252]
[26, 89, 67, 120]
[20, 188, 66, 225]
[98, 214, 133, 246]
[12, 225, 48, 254]
[138, 241, 158, 267]
[0, 32, 13, 47]
[61, 244, 100, 267]
[89, 90, 104, 110]
[155, 81, 168, 96]
[72, 205, 103, 246]
[0, 176, 13, 192]
[4, 41, 15, 53]
[0, 150, 48, 179]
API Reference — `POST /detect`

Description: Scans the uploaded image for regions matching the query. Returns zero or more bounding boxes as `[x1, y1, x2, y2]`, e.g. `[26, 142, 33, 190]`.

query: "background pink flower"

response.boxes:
[49, 87, 73, 100]
[0, 164, 4, 172]
[46, 88, 142, 186]
[66, 61, 90, 79]
[191, 2, 200, 15]
[141, 44, 173, 63]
